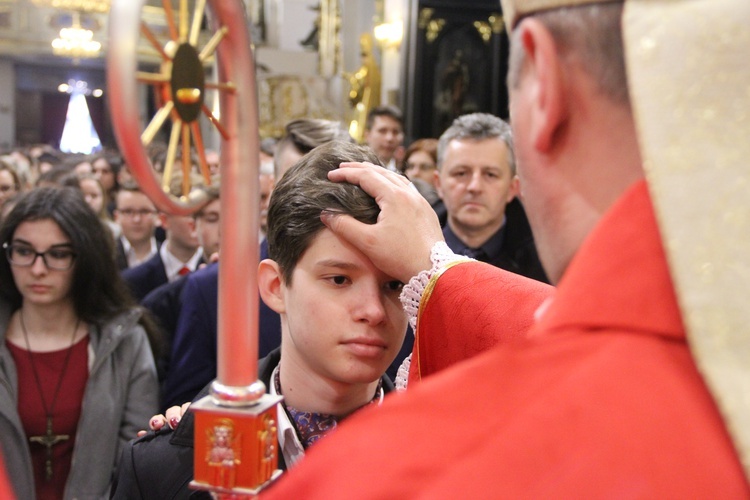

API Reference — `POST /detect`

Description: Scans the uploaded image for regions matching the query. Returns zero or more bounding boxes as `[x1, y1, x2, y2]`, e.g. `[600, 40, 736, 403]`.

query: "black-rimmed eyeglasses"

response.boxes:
[3, 242, 77, 271]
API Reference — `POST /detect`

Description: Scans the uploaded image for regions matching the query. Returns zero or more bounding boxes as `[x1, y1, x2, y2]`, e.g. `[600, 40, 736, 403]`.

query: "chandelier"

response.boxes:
[31, 0, 110, 14]
[51, 12, 102, 58]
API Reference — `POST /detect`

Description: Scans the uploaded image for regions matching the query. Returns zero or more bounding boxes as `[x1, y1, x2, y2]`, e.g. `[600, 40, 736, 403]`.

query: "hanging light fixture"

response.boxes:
[51, 11, 102, 58]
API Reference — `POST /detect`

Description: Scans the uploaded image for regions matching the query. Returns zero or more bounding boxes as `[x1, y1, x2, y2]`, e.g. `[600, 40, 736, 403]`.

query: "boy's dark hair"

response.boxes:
[274, 119, 353, 179]
[365, 105, 403, 131]
[266, 141, 381, 284]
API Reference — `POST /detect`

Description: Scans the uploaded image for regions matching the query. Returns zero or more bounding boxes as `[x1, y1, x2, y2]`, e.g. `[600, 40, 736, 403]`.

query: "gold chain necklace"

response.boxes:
[19, 311, 80, 482]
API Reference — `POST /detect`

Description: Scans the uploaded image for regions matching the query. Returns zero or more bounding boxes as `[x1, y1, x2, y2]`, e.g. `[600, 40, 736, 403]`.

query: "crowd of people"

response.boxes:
[1, 0, 748, 497]
[0, 100, 550, 498]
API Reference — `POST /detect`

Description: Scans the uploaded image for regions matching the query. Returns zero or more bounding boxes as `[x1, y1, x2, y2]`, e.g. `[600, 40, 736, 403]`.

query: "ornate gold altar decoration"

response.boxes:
[419, 8, 445, 44]
[258, 74, 338, 139]
[624, 0, 750, 480]
[419, 9, 503, 45]
[345, 33, 380, 143]
[108, 0, 283, 495]
[473, 13, 504, 44]
[318, 0, 341, 78]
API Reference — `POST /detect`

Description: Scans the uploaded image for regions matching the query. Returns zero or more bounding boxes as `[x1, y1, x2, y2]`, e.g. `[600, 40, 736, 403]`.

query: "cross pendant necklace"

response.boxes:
[19, 311, 80, 482]
[29, 417, 70, 481]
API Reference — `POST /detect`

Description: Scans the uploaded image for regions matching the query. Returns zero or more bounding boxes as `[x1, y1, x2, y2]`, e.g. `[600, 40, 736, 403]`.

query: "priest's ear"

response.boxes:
[516, 18, 566, 153]
[258, 259, 286, 314]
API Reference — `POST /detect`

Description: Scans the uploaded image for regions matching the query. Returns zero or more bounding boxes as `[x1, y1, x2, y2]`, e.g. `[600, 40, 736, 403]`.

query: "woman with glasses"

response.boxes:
[0, 187, 158, 499]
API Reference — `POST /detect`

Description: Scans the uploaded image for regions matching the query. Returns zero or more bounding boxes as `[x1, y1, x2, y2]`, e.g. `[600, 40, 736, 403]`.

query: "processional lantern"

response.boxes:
[107, 0, 282, 495]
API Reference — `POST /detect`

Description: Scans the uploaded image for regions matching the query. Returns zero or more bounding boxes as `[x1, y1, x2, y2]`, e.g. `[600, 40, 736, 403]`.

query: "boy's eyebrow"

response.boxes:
[314, 259, 360, 271]
[313, 259, 400, 282]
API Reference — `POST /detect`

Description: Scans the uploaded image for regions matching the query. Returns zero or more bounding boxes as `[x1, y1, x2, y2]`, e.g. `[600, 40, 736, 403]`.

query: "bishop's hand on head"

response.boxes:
[323, 162, 444, 285]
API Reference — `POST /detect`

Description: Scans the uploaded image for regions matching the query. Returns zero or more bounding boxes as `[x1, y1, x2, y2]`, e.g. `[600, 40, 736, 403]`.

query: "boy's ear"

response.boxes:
[258, 258, 286, 314]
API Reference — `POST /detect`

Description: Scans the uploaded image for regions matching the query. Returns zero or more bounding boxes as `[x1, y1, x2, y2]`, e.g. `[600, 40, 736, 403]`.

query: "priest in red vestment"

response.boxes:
[260, 0, 750, 496]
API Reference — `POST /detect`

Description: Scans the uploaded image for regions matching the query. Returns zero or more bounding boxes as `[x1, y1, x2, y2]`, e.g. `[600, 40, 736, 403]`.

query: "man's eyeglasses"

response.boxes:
[3, 242, 77, 271]
[117, 208, 157, 218]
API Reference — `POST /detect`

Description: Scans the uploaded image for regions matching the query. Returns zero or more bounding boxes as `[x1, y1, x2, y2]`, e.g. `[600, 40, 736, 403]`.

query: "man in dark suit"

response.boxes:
[141, 189, 221, 382]
[114, 183, 160, 271]
[122, 206, 203, 301]
[436, 113, 548, 283]
[161, 243, 282, 410]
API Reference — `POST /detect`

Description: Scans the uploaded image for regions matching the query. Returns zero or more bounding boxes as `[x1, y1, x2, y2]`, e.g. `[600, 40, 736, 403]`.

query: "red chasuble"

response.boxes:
[410, 260, 553, 383]
[0, 452, 15, 500]
[261, 181, 750, 498]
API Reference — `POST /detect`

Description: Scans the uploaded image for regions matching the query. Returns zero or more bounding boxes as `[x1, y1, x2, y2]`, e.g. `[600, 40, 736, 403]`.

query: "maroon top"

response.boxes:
[7, 336, 89, 500]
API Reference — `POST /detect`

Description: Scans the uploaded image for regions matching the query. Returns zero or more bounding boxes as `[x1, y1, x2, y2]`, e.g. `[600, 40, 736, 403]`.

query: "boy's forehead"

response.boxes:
[293, 227, 396, 280]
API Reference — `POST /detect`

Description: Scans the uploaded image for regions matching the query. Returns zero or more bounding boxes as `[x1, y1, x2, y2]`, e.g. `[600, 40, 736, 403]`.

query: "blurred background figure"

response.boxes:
[73, 172, 119, 239]
[0, 161, 21, 208]
[400, 138, 445, 223]
[114, 182, 160, 271]
[364, 105, 404, 171]
[121, 175, 204, 302]
[402, 138, 438, 187]
[91, 152, 121, 216]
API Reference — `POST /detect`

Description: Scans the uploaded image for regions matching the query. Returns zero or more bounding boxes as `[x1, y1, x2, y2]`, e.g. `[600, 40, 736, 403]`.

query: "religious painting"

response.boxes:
[402, 0, 509, 140]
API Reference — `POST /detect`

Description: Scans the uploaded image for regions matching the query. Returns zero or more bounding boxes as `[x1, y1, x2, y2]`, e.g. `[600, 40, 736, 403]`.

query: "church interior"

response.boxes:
[0, 0, 509, 153]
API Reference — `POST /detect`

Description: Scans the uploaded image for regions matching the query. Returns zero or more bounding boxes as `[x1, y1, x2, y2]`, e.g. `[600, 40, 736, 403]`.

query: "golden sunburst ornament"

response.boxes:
[136, 0, 235, 198]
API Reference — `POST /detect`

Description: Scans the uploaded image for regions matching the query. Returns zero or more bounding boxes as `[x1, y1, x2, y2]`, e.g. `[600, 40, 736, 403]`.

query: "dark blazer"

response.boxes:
[161, 240, 282, 411]
[115, 232, 166, 272]
[141, 276, 190, 384]
[111, 348, 395, 500]
[443, 198, 549, 284]
[115, 238, 129, 271]
[121, 252, 169, 302]
[111, 349, 282, 500]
